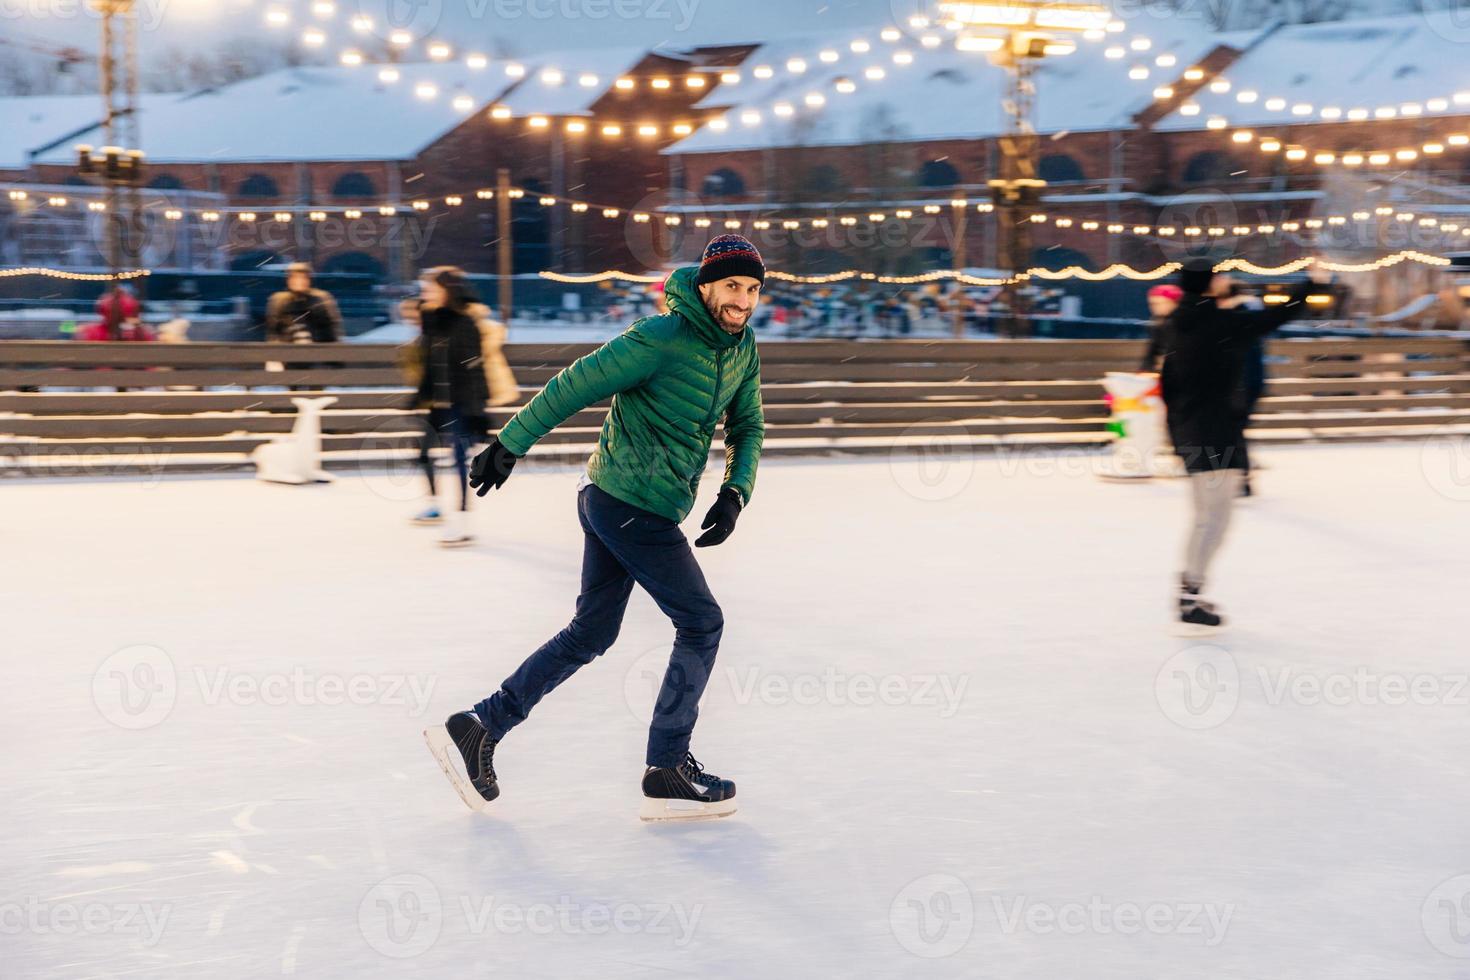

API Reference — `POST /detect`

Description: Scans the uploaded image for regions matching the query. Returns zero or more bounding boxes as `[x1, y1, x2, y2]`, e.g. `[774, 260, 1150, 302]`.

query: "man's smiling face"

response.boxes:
[699, 276, 762, 334]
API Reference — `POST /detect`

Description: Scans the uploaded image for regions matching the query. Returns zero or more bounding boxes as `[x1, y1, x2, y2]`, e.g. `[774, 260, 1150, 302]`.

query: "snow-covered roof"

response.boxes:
[0, 93, 175, 170]
[29, 47, 649, 165]
[1154, 12, 1470, 131]
[666, 26, 1264, 154]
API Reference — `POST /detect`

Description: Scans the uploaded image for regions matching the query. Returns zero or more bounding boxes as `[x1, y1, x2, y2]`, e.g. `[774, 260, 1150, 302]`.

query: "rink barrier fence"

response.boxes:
[0, 338, 1466, 473]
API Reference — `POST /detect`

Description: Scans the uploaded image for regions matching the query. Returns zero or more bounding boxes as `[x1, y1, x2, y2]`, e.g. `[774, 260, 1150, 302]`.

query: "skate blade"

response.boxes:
[411, 516, 443, 526]
[638, 796, 738, 823]
[422, 727, 494, 813]
[437, 537, 474, 548]
[1170, 621, 1226, 638]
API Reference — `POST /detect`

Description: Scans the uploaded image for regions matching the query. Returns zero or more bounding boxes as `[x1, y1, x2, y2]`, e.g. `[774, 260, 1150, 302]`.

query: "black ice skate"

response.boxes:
[423, 711, 499, 812]
[639, 754, 737, 822]
[1175, 579, 1224, 635]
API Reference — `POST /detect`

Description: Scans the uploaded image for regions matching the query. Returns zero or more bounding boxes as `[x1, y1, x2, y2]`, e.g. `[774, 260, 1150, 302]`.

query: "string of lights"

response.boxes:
[1027, 207, 1470, 242]
[1089, 11, 1470, 132]
[14, 181, 1470, 258]
[1158, 77, 1470, 133]
[1092, 28, 1470, 167]
[1027, 263, 1179, 281]
[0, 267, 150, 280]
[270, 2, 1196, 138]
[543, 268, 1013, 285]
[0, 253, 1446, 288]
[266, 0, 949, 131]
[1, 183, 998, 231]
[538, 250, 1454, 287]
[1214, 126, 1470, 170]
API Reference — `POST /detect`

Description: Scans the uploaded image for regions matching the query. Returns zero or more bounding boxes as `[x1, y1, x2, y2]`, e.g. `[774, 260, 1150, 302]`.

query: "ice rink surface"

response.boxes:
[6, 441, 1470, 979]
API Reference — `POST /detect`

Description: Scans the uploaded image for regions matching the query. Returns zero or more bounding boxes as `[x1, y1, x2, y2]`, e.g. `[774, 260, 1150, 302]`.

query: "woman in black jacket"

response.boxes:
[1139, 284, 1182, 371]
[1160, 258, 1330, 630]
[409, 266, 491, 547]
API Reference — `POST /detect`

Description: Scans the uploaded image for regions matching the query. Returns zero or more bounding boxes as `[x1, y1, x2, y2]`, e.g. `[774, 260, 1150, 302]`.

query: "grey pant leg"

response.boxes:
[1183, 469, 1243, 587]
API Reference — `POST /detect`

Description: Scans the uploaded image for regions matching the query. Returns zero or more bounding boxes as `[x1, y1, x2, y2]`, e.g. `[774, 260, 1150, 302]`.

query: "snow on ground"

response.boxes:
[5, 442, 1470, 978]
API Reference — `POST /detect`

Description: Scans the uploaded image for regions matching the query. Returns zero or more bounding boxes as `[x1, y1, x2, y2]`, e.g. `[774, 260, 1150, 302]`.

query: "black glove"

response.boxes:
[468, 438, 520, 496]
[694, 487, 743, 548]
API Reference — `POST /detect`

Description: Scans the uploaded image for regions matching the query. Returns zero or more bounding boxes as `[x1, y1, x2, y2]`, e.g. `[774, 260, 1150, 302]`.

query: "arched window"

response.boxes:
[1039, 154, 1085, 183]
[918, 159, 961, 188]
[148, 174, 185, 190]
[237, 173, 281, 198]
[331, 171, 376, 199]
[1182, 151, 1238, 184]
[701, 168, 746, 198]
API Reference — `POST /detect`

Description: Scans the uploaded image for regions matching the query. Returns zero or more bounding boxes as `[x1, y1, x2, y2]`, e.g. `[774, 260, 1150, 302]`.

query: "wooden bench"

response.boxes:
[0, 337, 1465, 474]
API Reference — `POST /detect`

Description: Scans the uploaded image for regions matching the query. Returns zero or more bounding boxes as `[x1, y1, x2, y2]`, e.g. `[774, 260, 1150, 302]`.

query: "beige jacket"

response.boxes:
[467, 303, 519, 406]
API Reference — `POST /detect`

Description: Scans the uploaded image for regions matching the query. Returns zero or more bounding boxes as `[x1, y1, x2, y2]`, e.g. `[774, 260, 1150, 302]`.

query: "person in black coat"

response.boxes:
[408, 266, 491, 546]
[265, 263, 342, 343]
[1139, 284, 1182, 371]
[1159, 257, 1331, 629]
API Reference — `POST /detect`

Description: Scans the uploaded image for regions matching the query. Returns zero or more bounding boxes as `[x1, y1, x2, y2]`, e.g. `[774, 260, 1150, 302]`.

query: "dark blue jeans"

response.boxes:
[475, 484, 724, 768]
[420, 408, 476, 510]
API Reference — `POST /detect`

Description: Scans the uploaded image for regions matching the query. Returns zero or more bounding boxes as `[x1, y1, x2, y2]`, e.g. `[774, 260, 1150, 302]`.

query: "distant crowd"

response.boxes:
[595, 279, 1072, 338]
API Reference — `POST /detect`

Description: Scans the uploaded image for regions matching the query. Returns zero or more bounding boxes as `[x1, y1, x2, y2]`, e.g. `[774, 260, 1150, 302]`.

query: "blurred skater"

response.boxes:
[1159, 258, 1330, 631]
[77, 285, 152, 341]
[1234, 331, 1267, 497]
[423, 235, 766, 822]
[265, 263, 342, 344]
[406, 266, 491, 547]
[1139, 284, 1182, 372]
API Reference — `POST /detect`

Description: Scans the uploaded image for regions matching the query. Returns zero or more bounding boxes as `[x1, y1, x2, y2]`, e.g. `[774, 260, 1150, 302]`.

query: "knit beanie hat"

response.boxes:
[1178, 257, 1215, 295]
[695, 234, 766, 286]
[1148, 284, 1183, 301]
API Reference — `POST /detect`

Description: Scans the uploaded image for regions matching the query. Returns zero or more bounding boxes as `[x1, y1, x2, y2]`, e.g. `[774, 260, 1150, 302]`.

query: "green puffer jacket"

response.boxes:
[496, 266, 765, 523]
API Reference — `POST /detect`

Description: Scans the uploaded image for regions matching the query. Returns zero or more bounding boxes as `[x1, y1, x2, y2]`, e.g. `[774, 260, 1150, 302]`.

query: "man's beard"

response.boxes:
[704, 297, 751, 334]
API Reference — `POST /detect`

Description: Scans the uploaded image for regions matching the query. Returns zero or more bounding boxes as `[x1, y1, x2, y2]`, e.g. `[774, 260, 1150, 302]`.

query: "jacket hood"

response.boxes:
[664, 266, 745, 350]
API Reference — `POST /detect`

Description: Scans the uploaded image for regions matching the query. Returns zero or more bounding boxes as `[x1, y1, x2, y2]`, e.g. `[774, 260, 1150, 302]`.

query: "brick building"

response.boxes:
[4, 11, 1470, 313]
[660, 14, 1470, 310]
[7, 44, 752, 279]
